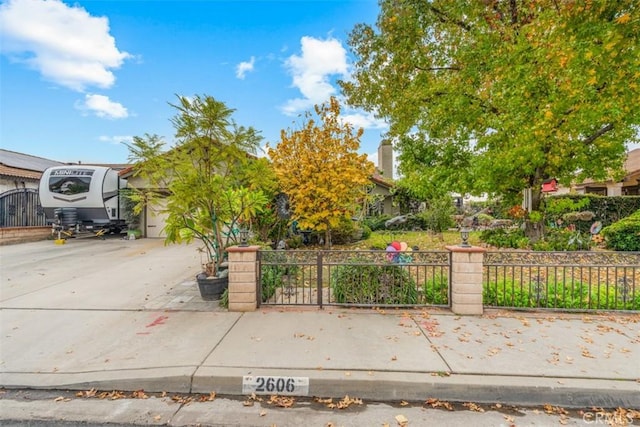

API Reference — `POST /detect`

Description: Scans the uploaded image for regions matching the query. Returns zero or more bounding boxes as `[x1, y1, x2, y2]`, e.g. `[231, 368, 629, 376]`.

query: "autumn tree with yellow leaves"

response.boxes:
[268, 97, 375, 248]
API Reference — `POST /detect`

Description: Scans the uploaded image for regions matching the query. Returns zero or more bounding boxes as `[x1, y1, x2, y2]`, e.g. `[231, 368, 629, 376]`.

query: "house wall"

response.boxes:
[0, 177, 39, 193]
[369, 184, 399, 216]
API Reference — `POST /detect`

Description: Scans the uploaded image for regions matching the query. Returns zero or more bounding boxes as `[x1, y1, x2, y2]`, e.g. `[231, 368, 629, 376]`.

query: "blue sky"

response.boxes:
[0, 0, 388, 165]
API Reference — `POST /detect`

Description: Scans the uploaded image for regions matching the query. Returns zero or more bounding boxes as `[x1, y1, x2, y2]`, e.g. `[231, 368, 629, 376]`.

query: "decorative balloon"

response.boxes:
[386, 244, 398, 262]
[590, 221, 603, 235]
[386, 241, 413, 263]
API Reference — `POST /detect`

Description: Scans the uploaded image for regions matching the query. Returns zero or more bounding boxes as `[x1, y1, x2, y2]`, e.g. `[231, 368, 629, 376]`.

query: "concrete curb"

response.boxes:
[3, 369, 638, 409]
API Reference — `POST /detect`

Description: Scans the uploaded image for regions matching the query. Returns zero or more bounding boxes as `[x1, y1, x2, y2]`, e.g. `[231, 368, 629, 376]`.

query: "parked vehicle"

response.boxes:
[38, 166, 127, 237]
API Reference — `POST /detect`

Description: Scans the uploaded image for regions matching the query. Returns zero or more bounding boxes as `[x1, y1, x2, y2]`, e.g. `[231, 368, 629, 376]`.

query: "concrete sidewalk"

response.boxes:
[1, 239, 639, 409]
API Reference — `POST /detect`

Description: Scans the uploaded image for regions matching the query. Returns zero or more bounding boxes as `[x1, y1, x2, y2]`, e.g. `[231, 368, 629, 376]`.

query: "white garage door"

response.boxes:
[145, 200, 168, 238]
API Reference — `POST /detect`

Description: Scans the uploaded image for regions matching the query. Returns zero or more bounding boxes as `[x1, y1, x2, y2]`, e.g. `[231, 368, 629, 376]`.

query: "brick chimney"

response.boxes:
[377, 139, 393, 179]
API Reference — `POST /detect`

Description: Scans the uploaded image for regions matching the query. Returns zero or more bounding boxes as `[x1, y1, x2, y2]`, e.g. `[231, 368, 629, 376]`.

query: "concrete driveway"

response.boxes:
[0, 237, 213, 311]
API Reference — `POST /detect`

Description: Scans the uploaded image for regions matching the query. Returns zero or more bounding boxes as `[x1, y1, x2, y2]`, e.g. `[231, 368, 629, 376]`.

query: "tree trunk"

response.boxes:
[325, 228, 332, 249]
[524, 187, 544, 241]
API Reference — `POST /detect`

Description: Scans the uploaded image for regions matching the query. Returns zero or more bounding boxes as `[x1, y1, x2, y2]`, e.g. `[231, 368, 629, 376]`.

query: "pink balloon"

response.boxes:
[400, 242, 408, 251]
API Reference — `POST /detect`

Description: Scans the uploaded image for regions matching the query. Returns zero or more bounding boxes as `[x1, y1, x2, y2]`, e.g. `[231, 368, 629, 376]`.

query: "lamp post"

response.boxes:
[239, 227, 249, 247]
[459, 227, 471, 248]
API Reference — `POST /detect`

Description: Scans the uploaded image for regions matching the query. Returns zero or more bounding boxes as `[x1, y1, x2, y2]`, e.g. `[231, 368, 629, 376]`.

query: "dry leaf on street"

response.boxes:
[395, 414, 408, 426]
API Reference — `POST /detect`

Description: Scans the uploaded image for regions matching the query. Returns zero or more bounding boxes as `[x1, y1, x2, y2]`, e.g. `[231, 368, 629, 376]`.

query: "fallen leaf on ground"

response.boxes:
[199, 392, 216, 402]
[463, 402, 485, 412]
[132, 390, 148, 399]
[395, 414, 408, 426]
[268, 395, 295, 408]
[581, 349, 596, 358]
[425, 398, 453, 411]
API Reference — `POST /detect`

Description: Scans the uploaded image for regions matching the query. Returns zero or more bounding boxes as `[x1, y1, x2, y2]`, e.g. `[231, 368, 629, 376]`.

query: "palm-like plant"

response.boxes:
[126, 94, 276, 276]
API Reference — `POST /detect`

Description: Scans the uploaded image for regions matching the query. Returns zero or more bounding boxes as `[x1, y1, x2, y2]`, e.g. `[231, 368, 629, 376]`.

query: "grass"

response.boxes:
[344, 230, 482, 251]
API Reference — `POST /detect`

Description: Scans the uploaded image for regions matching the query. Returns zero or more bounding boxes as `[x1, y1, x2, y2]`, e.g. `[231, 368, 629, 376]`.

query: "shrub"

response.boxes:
[484, 279, 639, 310]
[331, 260, 418, 305]
[532, 229, 592, 251]
[330, 216, 358, 245]
[480, 229, 529, 249]
[259, 250, 301, 301]
[219, 288, 229, 308]
[363, 215, 392, 232]
[285, 235, 303, 249]
[361, 224, 372, 240]
[544, 195, 640, 228]
[476, 213, 494, 226]
[422, 274, 449, 305]
[416, 196, 456, 232]
[260, 265, 285, 302]
[601, 209, 640, 251]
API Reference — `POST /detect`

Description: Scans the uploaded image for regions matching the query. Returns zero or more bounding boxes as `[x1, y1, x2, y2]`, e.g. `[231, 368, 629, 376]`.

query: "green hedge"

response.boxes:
[484, 279, 639, 310]
[601, 209, 640, 251]
[544, 195, 640, 229]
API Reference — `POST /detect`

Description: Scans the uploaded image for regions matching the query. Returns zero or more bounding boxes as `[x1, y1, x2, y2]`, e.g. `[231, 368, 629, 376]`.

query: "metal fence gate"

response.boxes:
[0, 188, 46, 227]
[258, 249, 451, 309]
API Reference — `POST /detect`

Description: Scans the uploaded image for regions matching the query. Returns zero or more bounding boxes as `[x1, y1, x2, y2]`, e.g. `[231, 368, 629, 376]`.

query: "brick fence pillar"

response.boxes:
[225, 245, 259, 312]
[446, 245, 486, 315]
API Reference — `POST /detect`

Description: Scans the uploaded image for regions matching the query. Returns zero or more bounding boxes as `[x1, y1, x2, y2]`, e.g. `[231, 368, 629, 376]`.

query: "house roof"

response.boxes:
[0, 149, 65, 180]
[576, 148, 640, 186]
[0, 149, 65, 172]
[370, 172, 394, 189]
[0, 164, 42, 180]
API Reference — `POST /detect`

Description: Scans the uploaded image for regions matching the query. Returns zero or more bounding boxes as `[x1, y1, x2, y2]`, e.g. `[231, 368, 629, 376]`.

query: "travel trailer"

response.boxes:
[38, 166, 128, 236]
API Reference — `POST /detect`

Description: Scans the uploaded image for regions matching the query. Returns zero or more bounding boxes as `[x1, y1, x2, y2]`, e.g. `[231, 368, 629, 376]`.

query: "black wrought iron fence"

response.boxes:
[0, 188, 46, 227]
[484, 251, 640, 311]
[258, 249, 451, 308]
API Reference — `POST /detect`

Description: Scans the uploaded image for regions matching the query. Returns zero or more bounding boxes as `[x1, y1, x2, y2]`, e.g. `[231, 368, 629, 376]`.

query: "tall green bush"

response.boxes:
[416, 196, 455, 232]
[601, 210, 640, 251]
[331, 260, 418, 305]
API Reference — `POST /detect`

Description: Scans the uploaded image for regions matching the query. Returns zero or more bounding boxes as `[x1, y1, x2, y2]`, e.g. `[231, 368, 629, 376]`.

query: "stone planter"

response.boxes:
[196, 273, 229, 301]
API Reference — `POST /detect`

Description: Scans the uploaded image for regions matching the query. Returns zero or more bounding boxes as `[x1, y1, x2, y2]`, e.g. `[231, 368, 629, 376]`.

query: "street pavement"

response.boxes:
[1, 237, 639, 421]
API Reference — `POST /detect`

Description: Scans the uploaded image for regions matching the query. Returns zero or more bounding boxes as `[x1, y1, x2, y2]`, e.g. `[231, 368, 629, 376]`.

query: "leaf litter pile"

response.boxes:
[42, 388, 640, 426]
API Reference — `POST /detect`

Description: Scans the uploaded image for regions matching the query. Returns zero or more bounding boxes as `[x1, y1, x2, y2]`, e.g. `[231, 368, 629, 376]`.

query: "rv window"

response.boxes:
[49, 169, 93, 195]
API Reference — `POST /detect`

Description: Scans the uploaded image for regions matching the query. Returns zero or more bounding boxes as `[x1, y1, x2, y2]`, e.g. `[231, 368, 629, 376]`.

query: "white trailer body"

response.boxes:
[39, 166, 127, 234]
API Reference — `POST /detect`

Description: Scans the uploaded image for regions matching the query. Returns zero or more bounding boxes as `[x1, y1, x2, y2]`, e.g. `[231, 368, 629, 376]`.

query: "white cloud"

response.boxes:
[282, 36, 348, 115]
[0, 0, 130, 91]
[98, 135, 134, 145]
[236, 56, 255, 79]
[76, 94, 128, 119]
[367, 151, 379, 169]
[340, 110, 388, 131]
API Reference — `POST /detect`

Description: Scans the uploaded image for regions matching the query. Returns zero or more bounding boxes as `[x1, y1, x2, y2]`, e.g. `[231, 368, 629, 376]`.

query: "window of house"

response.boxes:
[585, 187, 607, 196]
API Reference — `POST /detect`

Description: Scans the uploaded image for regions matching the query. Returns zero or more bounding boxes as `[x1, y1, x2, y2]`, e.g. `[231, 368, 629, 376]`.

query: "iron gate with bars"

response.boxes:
[484, 251, 640, 311]
[258, 249, 451, 308]
[0, 188, 46, 227]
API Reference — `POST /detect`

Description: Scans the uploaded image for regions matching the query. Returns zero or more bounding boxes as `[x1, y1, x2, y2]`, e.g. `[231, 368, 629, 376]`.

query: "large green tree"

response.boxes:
[341, 0, 640, 213]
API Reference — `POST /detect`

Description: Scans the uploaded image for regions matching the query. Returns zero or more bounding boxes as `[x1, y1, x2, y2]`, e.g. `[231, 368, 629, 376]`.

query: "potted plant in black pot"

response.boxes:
[125, 94, 277, 300]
